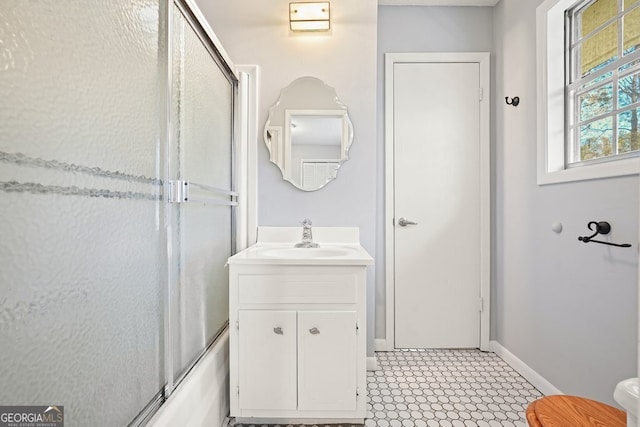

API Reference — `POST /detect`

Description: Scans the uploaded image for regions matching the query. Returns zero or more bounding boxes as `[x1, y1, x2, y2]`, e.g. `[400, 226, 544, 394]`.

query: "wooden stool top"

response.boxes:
[526, 395, 626, 427]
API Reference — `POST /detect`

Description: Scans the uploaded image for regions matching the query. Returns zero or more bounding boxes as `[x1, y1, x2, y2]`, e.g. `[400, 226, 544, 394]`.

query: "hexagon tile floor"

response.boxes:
[233, 349, 543, 427]
[366, 349, 543, 427]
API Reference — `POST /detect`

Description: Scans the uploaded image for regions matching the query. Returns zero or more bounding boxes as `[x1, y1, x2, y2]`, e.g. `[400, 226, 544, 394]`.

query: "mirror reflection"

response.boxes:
[264, 77, 353, 191]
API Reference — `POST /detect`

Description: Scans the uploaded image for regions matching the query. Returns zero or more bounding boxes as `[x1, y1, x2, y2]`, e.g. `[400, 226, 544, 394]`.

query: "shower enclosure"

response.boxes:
[0, 0, 236, 425]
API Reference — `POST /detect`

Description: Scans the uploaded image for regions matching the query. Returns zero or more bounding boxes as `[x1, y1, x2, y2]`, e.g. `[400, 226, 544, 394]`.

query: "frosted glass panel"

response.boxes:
[171, 6, 234, 378]
[0, 1, 165, 426]
[0, 1, 161, 177]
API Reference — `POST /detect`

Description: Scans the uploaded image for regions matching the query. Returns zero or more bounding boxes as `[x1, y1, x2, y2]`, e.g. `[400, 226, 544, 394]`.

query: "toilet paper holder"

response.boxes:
[578, 221, 631, 248]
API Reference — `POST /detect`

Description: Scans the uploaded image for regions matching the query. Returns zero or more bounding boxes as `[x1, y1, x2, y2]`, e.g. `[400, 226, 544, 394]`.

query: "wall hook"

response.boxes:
[577, 221, 631, 248]
[505, 96, 520, 107]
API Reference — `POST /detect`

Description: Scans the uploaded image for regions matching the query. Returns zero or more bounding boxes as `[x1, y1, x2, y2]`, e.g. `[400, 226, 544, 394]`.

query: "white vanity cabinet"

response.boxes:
[228, 240, 371, 424]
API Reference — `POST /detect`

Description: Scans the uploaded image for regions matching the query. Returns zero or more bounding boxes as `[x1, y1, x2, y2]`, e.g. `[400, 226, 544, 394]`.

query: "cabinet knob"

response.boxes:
[309, 327, 320, 335]
[273, 327, 283, 335]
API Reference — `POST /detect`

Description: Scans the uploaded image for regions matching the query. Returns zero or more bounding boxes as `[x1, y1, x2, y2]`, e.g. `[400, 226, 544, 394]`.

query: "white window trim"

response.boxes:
[536, 0, 640, 185]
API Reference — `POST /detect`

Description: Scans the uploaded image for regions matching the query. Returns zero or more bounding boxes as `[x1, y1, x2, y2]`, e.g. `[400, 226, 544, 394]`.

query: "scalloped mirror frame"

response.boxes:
[263, 76, 354, 191]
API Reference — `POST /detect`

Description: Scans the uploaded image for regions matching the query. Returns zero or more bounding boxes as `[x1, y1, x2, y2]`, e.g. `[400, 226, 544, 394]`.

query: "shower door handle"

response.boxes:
[167, 180, 238, 206]
[397, 217, 418, 227]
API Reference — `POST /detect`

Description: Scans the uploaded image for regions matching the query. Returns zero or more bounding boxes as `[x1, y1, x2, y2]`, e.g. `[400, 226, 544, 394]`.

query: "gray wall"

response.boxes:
[376, 6, 494, 339]
[378, 3, 637, 404]
[196, 0, 637, 404]
[196, 0, 378, 355]
[493, 0, 637, 404]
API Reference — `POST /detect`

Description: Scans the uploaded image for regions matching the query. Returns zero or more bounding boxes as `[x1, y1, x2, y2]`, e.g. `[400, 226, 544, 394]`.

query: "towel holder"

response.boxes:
[578, 221, 631, 248]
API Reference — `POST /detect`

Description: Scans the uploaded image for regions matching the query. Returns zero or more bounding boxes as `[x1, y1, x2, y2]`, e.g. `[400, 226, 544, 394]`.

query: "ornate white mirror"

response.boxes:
[264, 76, 354, 191]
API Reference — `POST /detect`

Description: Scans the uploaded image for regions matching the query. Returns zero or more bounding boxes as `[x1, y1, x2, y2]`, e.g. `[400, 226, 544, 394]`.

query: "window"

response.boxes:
[567, 0, 640, 165]
[537, 0, 640, 183]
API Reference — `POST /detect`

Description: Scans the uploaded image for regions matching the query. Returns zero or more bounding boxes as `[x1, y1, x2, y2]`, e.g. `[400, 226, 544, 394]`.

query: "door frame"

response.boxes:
[236, 65, 260, 250]
[383, 52, 491, 352]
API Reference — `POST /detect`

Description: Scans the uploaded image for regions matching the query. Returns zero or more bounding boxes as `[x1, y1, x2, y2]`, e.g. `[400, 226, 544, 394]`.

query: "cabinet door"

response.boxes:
[297, 311, 358, 411]
[238, 310, 297, 410]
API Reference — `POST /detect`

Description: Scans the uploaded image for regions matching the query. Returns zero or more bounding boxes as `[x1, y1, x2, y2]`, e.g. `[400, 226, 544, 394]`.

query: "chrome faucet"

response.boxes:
[295, 218, 319, 248]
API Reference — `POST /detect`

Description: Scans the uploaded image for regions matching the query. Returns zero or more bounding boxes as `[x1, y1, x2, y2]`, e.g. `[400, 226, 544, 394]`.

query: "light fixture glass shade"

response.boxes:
[289, 2, 330, 32]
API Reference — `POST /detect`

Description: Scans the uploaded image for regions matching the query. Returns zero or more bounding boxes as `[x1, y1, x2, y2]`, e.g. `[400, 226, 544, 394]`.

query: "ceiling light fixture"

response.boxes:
[289, 2, 330, 32]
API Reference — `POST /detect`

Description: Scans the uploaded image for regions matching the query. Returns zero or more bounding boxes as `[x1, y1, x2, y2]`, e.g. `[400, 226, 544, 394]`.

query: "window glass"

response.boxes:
[619, 58, 640, 72]
[581, 23, 618, 76]
[568, 0, 640, 164]
[579, 0, 617, 36]
[580, 116, 614, 159]
[580, 71, 613, 89]
[579, 83, 613, 121]
[623, 7, 640, 55]
[618, 108, 640, 153]
[619, 70, 640, 107]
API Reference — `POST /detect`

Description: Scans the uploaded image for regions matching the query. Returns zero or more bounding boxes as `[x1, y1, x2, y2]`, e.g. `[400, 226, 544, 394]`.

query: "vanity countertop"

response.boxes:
[227, 243, 373, 266]
[227, 226, 374, 266]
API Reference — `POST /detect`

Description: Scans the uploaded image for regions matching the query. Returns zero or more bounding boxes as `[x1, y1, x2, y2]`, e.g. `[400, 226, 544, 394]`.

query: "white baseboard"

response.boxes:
[375, 338, 391, 352]
[367, 356, 378, 371]
[149, 330, 230, 427]
[236, 417, 364, 425]
[490, 340, 562, 396]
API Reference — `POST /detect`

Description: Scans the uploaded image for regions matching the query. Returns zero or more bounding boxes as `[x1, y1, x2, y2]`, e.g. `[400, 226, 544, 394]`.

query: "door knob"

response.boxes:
[273, 327, 283, 335]
[397, 217, 418, 227]
[309, 327, 320, 335]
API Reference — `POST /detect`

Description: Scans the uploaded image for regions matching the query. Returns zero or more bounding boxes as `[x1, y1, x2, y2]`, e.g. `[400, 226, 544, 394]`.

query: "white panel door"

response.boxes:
[394, 62, 481, 349]
[238, 310, 297, 410]
[298, 311, 357, 411]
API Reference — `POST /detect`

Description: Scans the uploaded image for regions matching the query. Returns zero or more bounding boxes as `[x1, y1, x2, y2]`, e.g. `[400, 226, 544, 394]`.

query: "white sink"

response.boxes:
[227, 227, 374, 266]
[228, 243, 373, 266]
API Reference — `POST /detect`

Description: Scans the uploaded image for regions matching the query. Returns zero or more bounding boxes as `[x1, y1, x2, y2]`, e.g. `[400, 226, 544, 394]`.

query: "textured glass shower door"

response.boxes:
[0, 0, 237, 425]
[0, 1, 167, 425]
[169, 3, 236, 383]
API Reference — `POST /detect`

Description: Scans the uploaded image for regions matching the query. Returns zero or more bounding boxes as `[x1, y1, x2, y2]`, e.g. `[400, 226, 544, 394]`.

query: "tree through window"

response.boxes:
[567, 0, 640, 164]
